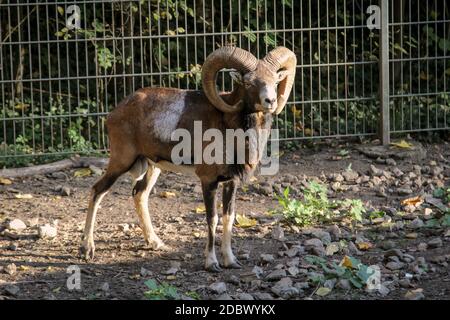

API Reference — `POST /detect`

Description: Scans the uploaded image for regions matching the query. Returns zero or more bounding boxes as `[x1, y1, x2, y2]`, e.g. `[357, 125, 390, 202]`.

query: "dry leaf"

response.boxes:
[401, 196, 423, 207]
[160, 191, 176, 198]
[195, 205, 206, 214]
[14, 193, 33, 199]
[357, 242, 373, 251]
[235, 214, 257, 228]
[0, 177, 12, 185]
[193, 232, 201, 238]
[315, 287, 331, 297]
[391, 140, 413, 149]
[74, 168, 92, 178]
[341, 255, 357, 269]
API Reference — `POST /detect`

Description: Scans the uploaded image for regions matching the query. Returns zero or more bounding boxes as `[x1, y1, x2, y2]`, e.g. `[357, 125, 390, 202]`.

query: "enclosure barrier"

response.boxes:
[0, 0, 448, 166]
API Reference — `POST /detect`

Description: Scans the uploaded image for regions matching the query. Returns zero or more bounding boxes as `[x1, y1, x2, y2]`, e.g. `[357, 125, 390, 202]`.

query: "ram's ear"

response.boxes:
[230, 71, 243, 85]
[277, 70, 290, 83]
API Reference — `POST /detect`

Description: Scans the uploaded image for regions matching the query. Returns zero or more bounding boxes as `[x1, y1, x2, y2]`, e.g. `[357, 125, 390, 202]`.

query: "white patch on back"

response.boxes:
[153, 91, 186, 142]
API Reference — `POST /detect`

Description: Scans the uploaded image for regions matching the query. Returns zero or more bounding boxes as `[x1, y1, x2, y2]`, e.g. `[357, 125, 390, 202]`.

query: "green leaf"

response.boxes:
[144, 279, 158, 290]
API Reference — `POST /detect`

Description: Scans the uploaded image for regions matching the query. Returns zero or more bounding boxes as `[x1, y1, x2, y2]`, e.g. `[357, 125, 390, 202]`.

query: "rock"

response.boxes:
[100, 282, 110, 292]
[271, 226, 285, 241]
[51, 171, 67, 179]
[89, 165, 103, 176]
[60, 186, 71, 196]
[117, 223, 130, 233]
[445, 229, 450, 237]
[27, 217, 40, 227]
[7, 242, 19, 251]
[256, 183, 273, 196]
[252, 266, 264, 278]
[4, 263, 17, 275]
[398, 187, 413, 196]
[287, 266, 299, 276]
[385, 261, 405, 270]
[7, 219, 27, 231]
[304, 238, 325, 256]
[38, 224, 57, 239]
[370, 165, 383, 177]
[409, 218, 424, 229]
[337, 279, 352, 290]
[193, 185, 202, 194]
[327, 225, 341, 241]
[271, 277, 299, 299]
[311, 230, 331, 244]
[385, 249, 403, 259]
[4, 285, 20, 296]
[265, 269, 287, 281]
[325, 243, 340, 256]
[417, 243, 428, 251]
[386, 158, 397, 166]
[398, 279, 412, 288]
[215, 293, 233, 300]
[226, 275, 240, 285]
[428, 238, 443, 248]
[332, 174, 344, 182]
[381, 240, 396, 250]
[405, 289, 425, 300]
[260, 254, 275, 264]
[324, 279, 336, 290]
[347, 241, 362, 256]
[236, 293, 254, 300]
[377, 284, 390, 296]
[392, 167, 404, 177]
[209, 282, 227, 294]
[140, 267, 153, 277]
[252, 292, 274, 300]
[342, 170, 359, 182]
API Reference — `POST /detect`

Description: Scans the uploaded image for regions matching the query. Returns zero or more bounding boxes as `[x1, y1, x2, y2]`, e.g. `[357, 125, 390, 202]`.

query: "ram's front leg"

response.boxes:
[201, 179, 221, 272]
[222, 180, 242, 268]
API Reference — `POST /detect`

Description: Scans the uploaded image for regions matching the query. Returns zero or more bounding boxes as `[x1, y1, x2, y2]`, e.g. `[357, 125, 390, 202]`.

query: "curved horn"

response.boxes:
[263, 47, 297, 115]
[202, 46, 258, 113]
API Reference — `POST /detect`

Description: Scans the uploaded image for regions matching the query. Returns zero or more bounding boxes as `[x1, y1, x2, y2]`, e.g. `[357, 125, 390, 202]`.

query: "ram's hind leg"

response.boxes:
[80, 155, 136, 260]
[131, 160, 165, 250]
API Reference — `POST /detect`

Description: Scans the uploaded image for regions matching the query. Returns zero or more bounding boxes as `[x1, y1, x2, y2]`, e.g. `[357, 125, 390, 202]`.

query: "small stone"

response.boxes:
[226, 275, 240, 285]
[236, 293, 254, 300]
[51, 171, 67, 179]
[4, 263, 17, 275]
[327, 225, 341, 241]
[215, 293, 233, 300]
[209, 282, 227, 294]
[271, 278, 299, 299]
[417, 243, 428, 251]
[265, 269, 287, 281]
[342, 170, 359, 182]
[386, 261, 405, 270]
[38, 224, 57, 239]
[89, 165, 103, 176]
[7, 219, 27, 231]
[100, 282, 110, 292]
[287, 266, 299, 276]
[381, 240, 396, 250]
[428, 238, 443, 248]
[398, 279, 411, 288]
[405, 233, 418, 239]
[4, 285, 20, 296]
[271, 226, 285, 241]
[386, 158, 397, 166]
[260, 254, 275, 264]
[409, 218, 424, 229]
[118, 223, 130, 233]
[398, 187, 413, 196]
[405, 289, 425, 300]
[60, 186, 71, 196]
[337, 279, 352, 290]
[252, 265, 264, 278]
[377, 284, 390, 296]
[304, 238, 325, 256]
[7, 242, 19, 251]
[140, 267, 153, 277]
[370, 165, 383, 177]
[252, 292, 274, 300]
[27, 217, 40, 227]
[311, 230, 331, 244]
[385, 249, 403, 259]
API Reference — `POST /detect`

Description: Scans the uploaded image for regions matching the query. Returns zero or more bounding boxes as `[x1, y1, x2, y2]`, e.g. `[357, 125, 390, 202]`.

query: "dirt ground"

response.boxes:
[0, 139, 449, 300]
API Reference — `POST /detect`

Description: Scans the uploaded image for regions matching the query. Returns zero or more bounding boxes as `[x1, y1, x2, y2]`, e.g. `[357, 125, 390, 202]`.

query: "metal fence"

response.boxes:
[0, 0, 448, 166]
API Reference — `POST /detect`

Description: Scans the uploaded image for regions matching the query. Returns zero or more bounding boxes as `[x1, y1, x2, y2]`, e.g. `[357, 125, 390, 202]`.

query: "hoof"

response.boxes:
[79, 243, 95, 260]
[146, 238, 166, 251]
[224, 259, 243, 269]
[205, 262, 223, 273]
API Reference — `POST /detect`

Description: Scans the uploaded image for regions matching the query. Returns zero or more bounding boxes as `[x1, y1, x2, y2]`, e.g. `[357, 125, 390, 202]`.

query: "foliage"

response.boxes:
[275, 182, 365, 226]
[144, 279, 180, 300]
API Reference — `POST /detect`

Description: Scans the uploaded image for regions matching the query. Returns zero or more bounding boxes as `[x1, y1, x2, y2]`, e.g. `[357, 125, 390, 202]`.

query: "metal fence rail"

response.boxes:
[0, 0, 448, 166]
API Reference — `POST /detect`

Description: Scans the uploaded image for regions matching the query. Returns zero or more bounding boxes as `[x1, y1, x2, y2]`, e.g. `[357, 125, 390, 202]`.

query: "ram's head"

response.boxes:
[202, 46, 297, 115]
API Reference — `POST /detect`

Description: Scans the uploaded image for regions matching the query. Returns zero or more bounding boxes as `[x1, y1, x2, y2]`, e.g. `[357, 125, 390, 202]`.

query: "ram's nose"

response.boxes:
[264, 98, 276, 105]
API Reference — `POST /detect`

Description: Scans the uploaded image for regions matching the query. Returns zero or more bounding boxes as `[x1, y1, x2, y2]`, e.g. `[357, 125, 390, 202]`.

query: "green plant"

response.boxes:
[275, 182, 366, 226]
[144, 279, 180, 300]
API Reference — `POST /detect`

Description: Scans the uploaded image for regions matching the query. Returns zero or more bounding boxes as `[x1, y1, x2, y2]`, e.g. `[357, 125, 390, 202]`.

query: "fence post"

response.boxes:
[379, 0, 390, 145]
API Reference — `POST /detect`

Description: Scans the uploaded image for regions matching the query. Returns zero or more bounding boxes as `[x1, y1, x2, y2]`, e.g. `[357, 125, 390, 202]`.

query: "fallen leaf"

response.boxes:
[401, 196, 423, 207]
[193, 232, 201, 238]
[235, 214, 257, 228]
[195, 205, 206, 214]
[14, 193, 33, 199]
[0, 177, 12, 185]
[19, 265, 30, 271]
[74, 168, 92, 178]
[391, 140, 414, 149]
[340, 255, 361, 269]
[356, 242, 373, 251]
[160, 191, 176, 198]
[315, 287, 331, 297]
